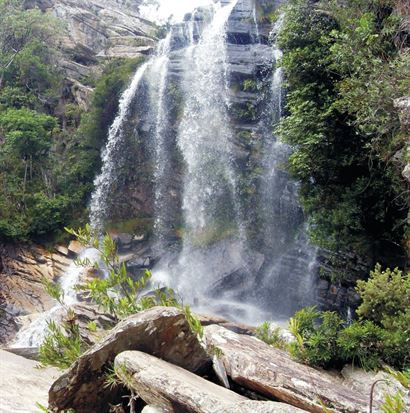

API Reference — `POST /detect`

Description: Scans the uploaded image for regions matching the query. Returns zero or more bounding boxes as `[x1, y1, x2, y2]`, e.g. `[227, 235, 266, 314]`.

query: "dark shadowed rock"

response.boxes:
[197, 313, 255, 335]
[204, 325, 368, 413]
[48, 307, 211, 413]
[115, 350, 307, 413]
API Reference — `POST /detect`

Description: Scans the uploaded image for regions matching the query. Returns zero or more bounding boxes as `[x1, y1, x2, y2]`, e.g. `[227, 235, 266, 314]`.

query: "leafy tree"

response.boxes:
[288, 265, 409, 370]
[0, 108, 56, 160]
[278, 0, 409, 276]
[0, 0, 61, 100]
[356, 264, 410, 326]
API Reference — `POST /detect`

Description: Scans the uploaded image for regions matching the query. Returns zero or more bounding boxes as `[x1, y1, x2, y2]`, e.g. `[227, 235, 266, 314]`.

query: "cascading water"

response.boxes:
[252, 0, 260, 42]
[146, 32, 173, 247]
[255, 15, 318, 317]
[12, 248, 100, 347]
[149, 0, 317, 323]
[178, 0, 240, 241]
[153, 0, 250, 306]
[90, 61, 150, 231]
[14, 0, 322, 346]
[12, 35, 175, 347]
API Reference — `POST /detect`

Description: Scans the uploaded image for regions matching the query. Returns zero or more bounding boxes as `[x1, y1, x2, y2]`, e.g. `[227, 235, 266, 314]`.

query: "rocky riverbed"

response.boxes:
[2, 306, 409, 413]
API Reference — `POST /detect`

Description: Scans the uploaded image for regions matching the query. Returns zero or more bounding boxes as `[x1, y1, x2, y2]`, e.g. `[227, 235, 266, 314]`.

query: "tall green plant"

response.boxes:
[278, 0, 409, 274]
[66, 225, 179, 320]
[288, 266, 409, 371]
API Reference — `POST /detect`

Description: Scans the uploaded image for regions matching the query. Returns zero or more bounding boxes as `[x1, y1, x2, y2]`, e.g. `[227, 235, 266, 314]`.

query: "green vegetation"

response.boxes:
[66, 225, 179, 321]
[0, 0, 145, 242]
[39, 227, 203, 369]
[375, 369, 410, 413]
[278, 0, 409, 276]
[257, 0, 280, 24]
[255, 321, 287, 350]
[38, 316, 84, 370]
[285, 265, 409, 371]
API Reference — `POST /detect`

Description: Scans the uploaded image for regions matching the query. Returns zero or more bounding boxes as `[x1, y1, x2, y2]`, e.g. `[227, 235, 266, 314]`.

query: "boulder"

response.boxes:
[115, 350, 307, 413]
[197, 313, 255, 335]
[223, 401, 309, 413]
[0, 350, 60, 413]
[142, 407, 166, 413]
[2, 346, 39, 361]
[11, 303, 116, 349]
[341, 365, 410, 411]
[48, 307, 211, 413]
[67, 240, 85, 256]
[55, 245, 69, 256]
[204, 325, 369, 413]
[126, 256, 153, 271]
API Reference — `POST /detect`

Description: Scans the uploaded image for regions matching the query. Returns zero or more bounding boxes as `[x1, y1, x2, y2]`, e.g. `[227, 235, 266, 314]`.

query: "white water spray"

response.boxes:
[173, 0, 242, 296]
[150, 33, 173, 245]
[252, 1, 260, 42]
[12, 248, 100, 348]
[90, 62, 150, 231]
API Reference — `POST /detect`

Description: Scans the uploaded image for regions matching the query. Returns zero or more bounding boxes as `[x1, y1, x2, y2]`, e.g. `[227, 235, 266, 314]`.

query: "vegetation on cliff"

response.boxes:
[257, 264, 409, 372]
[0, 0, 144, 242]
[38, 226, 203, 370]
[278, 0, 409, 277]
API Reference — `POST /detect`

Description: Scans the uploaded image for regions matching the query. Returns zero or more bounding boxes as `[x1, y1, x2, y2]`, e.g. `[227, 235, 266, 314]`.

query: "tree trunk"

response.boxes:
[23, 160, 28, 194]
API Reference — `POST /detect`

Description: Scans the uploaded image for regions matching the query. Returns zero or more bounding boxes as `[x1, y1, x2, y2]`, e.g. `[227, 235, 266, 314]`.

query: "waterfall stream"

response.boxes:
[148, 32, 173, 247]
[12, 248, 100, 348]
[14, 0, 320, 346]
[175, 0, 246, 300]
[252, 1, 260, 42]
[90, 62, 150, 231]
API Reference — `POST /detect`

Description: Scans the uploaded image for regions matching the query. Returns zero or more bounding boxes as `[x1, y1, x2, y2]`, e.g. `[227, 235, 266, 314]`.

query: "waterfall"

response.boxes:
[178, 1, 239, 239]
[260, 17, 287, 252]
[148, 32, 173, 247]
[13, 0, 322, 345]
[174, 0, 243, 297]
[150, 0, 317, 323]
[255, 15, 318, 317]
[12, 248, 100, 348]
[252, 0, 260, 42]
[90, 62, 150, 232]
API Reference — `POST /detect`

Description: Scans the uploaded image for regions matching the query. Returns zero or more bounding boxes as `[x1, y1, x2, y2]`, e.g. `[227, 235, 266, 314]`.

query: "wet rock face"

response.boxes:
[0, 243, 71, 344]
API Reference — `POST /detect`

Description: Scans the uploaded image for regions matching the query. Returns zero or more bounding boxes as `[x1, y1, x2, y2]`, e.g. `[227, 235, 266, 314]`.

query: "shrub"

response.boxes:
[38, 315, 85, 370]
[67, 225, 179, 321]
[288, 307, 345, 368]
[288, 266, 410, 370]
[337, 320, 385, 370]
[356, 265, 410, 326]
[255, 321, 287, 350]
[39, 226, 181, 368]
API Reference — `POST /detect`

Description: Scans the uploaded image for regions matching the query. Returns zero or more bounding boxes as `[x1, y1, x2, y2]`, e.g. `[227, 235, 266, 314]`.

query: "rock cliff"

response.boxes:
[0, 0, 158, 345]
[0, 243, 71, 344]
[25, 0, 157, 108]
